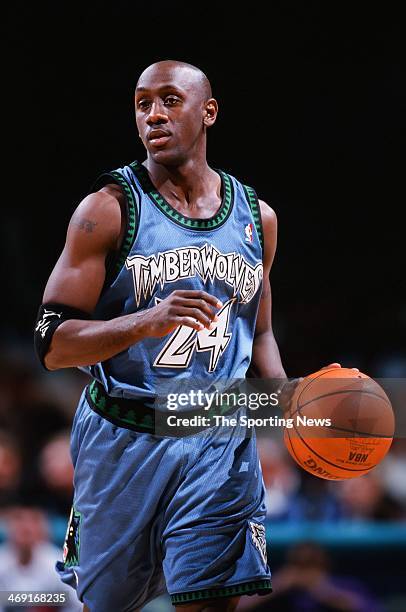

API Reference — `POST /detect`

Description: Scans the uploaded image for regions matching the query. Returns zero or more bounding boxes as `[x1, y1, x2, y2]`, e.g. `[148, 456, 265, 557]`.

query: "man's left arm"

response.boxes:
[249, 201, 287, 381]
[250, 201, 347, 408]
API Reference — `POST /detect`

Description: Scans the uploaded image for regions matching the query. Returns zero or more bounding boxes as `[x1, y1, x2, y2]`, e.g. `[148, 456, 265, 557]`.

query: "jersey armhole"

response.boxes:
[242, 185, 264, 253]
[89, 170, 140, 289]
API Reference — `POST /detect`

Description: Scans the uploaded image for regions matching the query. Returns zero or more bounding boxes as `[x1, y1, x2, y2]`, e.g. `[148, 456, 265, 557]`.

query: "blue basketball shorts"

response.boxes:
[56, 389, 272, 611]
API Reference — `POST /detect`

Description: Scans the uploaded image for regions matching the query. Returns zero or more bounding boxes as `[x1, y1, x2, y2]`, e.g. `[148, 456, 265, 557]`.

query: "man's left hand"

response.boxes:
[278, 362, 359, 414]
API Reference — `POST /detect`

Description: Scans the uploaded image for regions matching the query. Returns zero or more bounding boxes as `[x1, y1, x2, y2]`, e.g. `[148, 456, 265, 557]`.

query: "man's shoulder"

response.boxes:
[65, 187, 123, 255]
[97, 183, 127, 207]
[91, 159, 142, 198]
[76, 187, 123, 220]
[258, 199, 277, 222]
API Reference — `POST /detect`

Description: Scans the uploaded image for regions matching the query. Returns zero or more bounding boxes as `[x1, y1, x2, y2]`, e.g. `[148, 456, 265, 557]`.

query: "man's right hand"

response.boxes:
[139, 289, 223, 337]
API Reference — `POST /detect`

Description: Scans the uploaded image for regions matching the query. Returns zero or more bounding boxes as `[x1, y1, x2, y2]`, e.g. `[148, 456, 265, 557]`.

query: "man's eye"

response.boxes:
[165, 96, 180, 106]
[137, 100, 151, 109]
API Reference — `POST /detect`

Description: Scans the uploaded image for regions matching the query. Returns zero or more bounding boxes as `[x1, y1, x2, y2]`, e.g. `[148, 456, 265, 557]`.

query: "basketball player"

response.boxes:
[34, 60, 341, 611]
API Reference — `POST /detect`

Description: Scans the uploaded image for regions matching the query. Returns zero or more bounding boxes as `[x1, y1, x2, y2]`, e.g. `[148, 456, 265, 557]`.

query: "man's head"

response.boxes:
[135, 60, 218, 166]
[6, 505, 49, 551]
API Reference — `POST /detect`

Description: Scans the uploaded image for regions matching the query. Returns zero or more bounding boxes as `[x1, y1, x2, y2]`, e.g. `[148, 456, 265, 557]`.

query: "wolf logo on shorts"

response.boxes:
[63, 507, 82, 568]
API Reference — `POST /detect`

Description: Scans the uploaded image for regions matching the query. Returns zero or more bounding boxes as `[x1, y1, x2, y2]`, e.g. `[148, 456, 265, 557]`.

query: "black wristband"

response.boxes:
[34, 302, 91, 370]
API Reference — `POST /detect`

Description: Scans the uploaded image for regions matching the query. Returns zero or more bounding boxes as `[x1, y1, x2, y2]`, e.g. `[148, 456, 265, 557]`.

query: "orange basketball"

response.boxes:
[283, 367, 395, 480]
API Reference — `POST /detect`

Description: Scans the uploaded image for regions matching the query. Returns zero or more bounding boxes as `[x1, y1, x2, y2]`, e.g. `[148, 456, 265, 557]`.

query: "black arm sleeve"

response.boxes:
[34, 302, 91, 370]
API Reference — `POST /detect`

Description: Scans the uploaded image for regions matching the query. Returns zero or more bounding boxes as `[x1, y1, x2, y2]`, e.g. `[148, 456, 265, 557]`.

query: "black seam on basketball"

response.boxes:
[287, 417, 339, 477]
[327, 426, 392, 438]
[289, 388, 391, 420]
[290, 419, 381, 472]
[285, 427, 302, 466]
[289, 391, 392, 434]
[295, 368, 341, 410]
[289, 376, 393, 438]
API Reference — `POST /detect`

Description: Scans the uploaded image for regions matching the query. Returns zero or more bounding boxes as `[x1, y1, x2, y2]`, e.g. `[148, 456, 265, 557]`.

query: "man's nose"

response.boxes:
[146, 100, 168, 125]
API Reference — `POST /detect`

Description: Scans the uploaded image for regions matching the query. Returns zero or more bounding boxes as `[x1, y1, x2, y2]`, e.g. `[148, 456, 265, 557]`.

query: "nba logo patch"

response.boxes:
[245, 223, 253, 243]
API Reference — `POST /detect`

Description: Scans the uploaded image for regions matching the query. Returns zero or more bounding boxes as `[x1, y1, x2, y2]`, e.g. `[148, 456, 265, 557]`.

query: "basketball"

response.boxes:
[284, 367, 395, 480]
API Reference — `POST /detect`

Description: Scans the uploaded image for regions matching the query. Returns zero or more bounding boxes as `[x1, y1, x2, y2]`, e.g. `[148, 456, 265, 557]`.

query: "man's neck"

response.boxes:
[143, 158, 221, 214]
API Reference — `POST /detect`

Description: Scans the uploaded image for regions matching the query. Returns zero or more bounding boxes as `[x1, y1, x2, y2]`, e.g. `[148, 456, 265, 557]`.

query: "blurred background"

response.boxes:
[1, 1, 405, 611]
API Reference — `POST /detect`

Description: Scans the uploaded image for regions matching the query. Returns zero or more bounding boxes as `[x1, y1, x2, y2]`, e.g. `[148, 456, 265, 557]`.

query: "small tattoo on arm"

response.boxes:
[74, 218, 97, 233]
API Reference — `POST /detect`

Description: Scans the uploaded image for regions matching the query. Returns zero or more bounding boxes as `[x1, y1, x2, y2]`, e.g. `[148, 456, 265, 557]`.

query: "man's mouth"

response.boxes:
[147, 129, 172, 147]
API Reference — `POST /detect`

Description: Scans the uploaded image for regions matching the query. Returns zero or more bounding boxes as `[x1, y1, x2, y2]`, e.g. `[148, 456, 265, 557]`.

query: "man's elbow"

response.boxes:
[254, 327, 274, 340]
[43, 347, 64, 371]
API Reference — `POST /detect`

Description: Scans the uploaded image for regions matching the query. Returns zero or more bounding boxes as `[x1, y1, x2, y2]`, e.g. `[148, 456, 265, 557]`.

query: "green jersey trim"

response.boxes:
[87, 380, 155, 432]
[86, 380, 244, 435]
[129, 160, 234, 230]
[170, 579, 272, 604]
[108, 170, 138, 275]
[90, 170, 139, 287]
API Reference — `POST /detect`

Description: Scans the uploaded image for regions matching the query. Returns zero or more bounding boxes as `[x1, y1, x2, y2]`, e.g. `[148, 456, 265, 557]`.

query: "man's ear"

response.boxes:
[203, 98, 218, 127]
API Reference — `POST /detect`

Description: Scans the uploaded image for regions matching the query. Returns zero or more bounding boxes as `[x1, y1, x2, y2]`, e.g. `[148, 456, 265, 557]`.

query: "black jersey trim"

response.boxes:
[170, 579, 272, 604]
[91, 170, 139, 287]
[109, 171, 139, 274]
[129, 160, 234, 230]
[243, 185, 264, 252]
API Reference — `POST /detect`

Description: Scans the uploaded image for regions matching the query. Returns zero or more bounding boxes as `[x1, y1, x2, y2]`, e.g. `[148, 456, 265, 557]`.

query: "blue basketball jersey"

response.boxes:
[83, 160, 264, 403]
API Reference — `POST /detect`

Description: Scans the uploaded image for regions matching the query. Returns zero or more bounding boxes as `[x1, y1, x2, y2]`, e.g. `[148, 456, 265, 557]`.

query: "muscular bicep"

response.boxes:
[43, 247, 107, 314]
[43, 189, 122, 313]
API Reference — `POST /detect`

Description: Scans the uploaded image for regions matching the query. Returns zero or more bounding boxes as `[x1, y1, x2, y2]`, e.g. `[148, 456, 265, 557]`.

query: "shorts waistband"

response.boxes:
[86, 380, 241, 435]
[86, 380, 159, 433]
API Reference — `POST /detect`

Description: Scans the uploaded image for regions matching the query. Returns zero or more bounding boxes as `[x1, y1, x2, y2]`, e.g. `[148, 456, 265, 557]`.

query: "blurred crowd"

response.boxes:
[0, 343, 405, 611]
[257, 436, 406, 524]
[0, 345, 87, 610]
[0, 346, 86, 518]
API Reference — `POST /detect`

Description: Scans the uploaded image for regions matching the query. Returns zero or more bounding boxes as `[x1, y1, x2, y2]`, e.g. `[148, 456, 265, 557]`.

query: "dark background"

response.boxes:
[3, 0, 405, 377]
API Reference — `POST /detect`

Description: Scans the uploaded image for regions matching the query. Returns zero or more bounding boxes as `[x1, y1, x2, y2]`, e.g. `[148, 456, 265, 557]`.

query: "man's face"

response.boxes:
[7, 507, 47, 549]
[135, 64, 211, 165]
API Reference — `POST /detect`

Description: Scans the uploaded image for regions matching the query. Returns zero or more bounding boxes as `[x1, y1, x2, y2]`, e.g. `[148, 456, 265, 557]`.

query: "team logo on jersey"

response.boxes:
[249, 521, 267, 566]
[62, 507, 82, 568]
[126, 244, 263, 307]
[245, 223, 253, 243]
[126, 244, 263, 372]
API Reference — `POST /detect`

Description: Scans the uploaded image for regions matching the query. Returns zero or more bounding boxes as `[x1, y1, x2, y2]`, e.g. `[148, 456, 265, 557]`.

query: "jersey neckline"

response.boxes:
[129, 160, 234, 230]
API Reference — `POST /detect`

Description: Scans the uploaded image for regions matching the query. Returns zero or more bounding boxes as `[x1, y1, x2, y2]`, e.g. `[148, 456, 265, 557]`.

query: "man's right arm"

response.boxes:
[41, 186, 221, 370]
